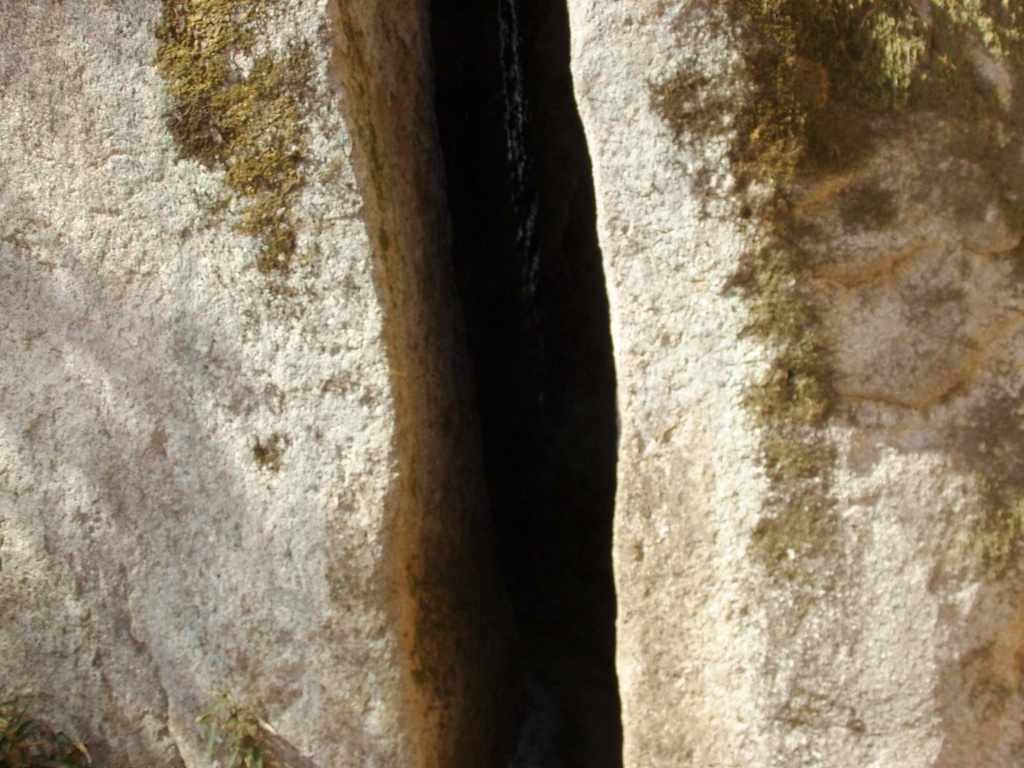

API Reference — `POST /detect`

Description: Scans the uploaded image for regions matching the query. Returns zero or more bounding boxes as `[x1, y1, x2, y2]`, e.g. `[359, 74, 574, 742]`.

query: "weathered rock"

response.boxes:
[568, 1, 1024, 765]
[11, 0, 1024, 764]
[0, 1, 515, 767]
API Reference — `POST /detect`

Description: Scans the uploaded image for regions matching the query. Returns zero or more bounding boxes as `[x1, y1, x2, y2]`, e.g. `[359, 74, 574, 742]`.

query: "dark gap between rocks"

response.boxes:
[430, 1, 622, 766]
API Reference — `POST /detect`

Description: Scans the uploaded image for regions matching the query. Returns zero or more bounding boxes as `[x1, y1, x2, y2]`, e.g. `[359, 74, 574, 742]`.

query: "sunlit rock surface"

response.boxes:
[0, 2, 514, 767]
[7, 1, 1024, 766]
[568, 1, 1024, 765]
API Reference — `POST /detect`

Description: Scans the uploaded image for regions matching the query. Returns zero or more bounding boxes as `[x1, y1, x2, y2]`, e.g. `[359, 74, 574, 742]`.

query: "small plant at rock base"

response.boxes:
[197, 695, 275, 768]
[0, 697, 91, 768]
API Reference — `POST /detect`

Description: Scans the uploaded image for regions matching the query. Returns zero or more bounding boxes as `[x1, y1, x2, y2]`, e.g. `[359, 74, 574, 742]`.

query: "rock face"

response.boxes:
[8, 0, 1024, 766]
[0, 1, 515, 767]
[568, 1, 1024, 766]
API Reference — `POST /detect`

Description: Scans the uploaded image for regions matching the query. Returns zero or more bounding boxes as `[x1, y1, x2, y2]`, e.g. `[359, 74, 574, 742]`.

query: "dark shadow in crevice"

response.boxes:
[430, 1, 622, 765]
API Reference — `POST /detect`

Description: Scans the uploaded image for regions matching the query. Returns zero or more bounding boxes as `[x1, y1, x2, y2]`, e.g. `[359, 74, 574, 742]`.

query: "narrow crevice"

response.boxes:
[431, 1, 622, 766]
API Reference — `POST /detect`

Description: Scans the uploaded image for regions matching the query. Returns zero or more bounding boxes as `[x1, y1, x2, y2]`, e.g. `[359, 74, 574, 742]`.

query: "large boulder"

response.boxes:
[568, 1, 1024, 765]
[0, 1, 514, 766]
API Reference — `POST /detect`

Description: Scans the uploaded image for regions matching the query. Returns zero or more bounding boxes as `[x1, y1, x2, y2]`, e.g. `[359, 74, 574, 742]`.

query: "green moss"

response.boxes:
[732, 244, 838, 579]
[940, 393, 1024, 582]
[932, 499, 1024, 583]
[155, 0, 313, 273]
[735, 0, 1024, 177]
[932, 0, 1024, 64]
[653, 1, 1024, 184]
[971, 501, 1024, 576]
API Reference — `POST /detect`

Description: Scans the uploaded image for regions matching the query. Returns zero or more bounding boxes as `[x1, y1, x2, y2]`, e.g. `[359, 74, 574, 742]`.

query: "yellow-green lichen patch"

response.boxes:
[931, 0, 1024, 64]
[155, 0, 313, 273]
[937, 391, 1024, 583]
[973, 500, 1024, 577]
[731, 243, 839, 580]
[931, 499, 1024, 584]
[726, 0, 1024, 179]
[653, 1, 1024, 187]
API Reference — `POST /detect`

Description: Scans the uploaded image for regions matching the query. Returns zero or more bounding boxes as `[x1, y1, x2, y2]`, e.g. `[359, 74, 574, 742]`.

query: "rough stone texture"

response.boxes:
[0, 1, 513, 767]
[568, 1, 1024, 766]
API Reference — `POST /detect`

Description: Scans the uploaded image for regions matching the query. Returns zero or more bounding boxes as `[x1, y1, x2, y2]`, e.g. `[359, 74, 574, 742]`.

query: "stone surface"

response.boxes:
[0, 1, 514, 767]
[9, 0, 1024, 765]
[568, 1, 1024, 765]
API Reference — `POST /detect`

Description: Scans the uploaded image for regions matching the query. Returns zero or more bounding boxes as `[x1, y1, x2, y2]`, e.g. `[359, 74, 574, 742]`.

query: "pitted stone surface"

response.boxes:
[1, 2, 403, 765]
[568, 1, 1024, 765]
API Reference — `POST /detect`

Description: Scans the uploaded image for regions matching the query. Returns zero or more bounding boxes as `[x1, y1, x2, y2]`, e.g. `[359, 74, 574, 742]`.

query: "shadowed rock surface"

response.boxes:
[431, 0, 621, 765]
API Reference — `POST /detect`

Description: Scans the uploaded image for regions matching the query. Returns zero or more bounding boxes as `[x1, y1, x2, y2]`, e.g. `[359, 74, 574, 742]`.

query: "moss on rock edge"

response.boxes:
[155, 0, 313, 274]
